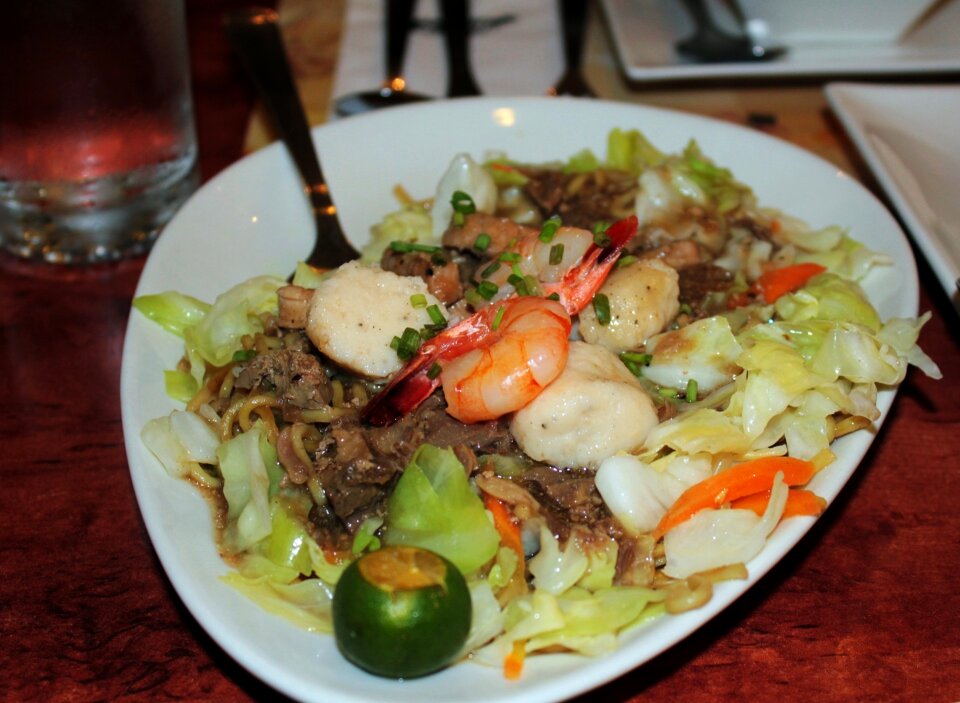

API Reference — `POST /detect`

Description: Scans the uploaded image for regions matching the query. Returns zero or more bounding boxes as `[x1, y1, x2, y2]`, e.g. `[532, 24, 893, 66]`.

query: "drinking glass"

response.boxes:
[0, 0, 199, 264]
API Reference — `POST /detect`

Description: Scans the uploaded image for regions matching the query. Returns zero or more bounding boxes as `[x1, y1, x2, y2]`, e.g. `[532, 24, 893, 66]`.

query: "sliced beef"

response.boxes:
[677, 263, 734, 309]
[522, 169, 567, 214]
[379, 249, 464, 305]
[520, 464, 609, 538]
[235, 349, 332, 419]
[522, 168, 636, 230]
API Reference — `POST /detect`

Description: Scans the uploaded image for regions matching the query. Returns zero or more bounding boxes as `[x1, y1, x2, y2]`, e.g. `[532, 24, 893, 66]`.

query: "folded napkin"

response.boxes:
[330, 0, 563, 117]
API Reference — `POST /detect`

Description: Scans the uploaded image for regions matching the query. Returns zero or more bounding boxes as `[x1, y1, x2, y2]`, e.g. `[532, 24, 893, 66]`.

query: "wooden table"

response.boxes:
[3, 1, 958, 701]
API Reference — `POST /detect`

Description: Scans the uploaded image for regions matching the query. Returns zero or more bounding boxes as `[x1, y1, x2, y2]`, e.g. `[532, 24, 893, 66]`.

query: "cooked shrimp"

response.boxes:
[579, 258, 680, 353]
[306, 261, 448, 380]
[481, 225, 594, 293]
[440, 297, 571, 423]
[363, 296, 571, 425]
[362, 216, 640, 426]
[510, 341, 659, 468]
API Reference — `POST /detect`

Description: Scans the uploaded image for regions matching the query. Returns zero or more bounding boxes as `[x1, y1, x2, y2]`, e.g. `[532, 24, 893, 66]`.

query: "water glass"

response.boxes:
[0, 0, 199, 264]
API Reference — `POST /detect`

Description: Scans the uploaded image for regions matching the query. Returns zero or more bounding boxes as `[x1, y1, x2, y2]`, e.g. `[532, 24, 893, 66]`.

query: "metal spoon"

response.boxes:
[440, 0, 482, 97]
[550, 0, 595, 97]
[675, 0, 785, 63]
[334, 0, 430, 117]
[225, 8, 358, 270]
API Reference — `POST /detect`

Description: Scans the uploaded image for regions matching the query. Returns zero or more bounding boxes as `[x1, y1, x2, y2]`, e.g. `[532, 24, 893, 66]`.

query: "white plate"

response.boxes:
[121, 97, 918, 703]
[827, 82, 960, 307]
[600, 0, 960, 82]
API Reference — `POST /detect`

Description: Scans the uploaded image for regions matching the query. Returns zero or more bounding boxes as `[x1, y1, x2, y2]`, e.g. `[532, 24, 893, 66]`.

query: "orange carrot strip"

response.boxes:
[731, 488, 826, 520]
[751, 263, 826, 303]
[653, 456, 816, 539]
[484, 495, 524, 558]
[504, 639, 526, 680]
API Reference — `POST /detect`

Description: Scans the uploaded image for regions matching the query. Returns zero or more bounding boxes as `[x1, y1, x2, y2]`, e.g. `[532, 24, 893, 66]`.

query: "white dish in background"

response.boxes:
[827, 82, 960, 307]
[600, 0, 960, 82]
[121, 98, 918, 703]
[737, 0, 938, 46]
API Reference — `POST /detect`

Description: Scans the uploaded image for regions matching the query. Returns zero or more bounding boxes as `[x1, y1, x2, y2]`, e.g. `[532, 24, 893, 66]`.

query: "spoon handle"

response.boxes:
[559, 0, 590, 76]
[225, 8, 358, 268]
[385, 0, 417, 87]
[439, 0, 481, 97]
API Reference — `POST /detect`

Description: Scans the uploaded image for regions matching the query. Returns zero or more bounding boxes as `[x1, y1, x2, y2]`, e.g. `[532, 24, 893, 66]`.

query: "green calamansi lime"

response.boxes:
[332, 545, 472, 679]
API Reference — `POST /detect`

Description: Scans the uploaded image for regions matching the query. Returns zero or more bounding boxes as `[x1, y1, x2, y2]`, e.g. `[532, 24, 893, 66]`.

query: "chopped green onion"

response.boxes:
[522, 275, 542, 297]
[450, 191, 476, 226]
[592, 293, 611, 325]
[679, 303, 693, 315]
[593, 220, 610, 235]
[473, 232, 492, 252]
[549, 243, 564, 266]
[593, 231, 611, 247]
[232, 349, 256, 362]
[480, 261, 501, 279]
[685, 379, 698, 403]
[659, 387, 678, 398]
[389, 336, 401, 350]
[426, 304, 446, 326]
[451, 190, 476, 215]
[390, 240, 442, 254]
[492, 306, 506, 331]
[511, 263, 524, 278]
[616, 254, 637, 268]
[395, 327, 422, 361]
[620, 351, 652, 366]
[427, 362, 443, 380]
[619, 351, 651, 378]
[476, 280, 499, 300]
[498, 251, 521, 263]
[507, 273, 529, 296]
[538, 215, 562, 242]
[546, 292, 560, 301]
[409, 293, 428, 308]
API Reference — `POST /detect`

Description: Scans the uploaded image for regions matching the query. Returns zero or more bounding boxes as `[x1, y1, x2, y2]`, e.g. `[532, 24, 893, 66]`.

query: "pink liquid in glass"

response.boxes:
[0, 0, 199, 263]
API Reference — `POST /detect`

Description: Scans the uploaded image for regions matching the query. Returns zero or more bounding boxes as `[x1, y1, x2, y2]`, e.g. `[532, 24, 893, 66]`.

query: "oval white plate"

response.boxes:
[121, 97, 917, 703]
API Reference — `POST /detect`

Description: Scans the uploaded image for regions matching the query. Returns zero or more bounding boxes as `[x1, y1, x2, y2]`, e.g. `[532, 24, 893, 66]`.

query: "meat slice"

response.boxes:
[520, 464, 609, 537]
[677, 263, 734, 308]
[235, 349, 332, 415]
[379, 249, 463, 305]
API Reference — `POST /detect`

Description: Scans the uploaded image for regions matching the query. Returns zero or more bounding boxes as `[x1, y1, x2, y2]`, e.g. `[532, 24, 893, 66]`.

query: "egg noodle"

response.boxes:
[135, 128, 939, 679]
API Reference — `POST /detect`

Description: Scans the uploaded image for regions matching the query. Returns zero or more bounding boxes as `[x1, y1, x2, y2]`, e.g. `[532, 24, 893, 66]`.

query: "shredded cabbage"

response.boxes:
[663, 471, 789, 578]
[182, 275, 285, 384]
[384, 445, 500, 574]
[132, 291, 210, 338]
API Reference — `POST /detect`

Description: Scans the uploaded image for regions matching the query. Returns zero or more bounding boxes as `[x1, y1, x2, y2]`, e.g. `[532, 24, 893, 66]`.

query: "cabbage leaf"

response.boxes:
[384, 444, 499, 574]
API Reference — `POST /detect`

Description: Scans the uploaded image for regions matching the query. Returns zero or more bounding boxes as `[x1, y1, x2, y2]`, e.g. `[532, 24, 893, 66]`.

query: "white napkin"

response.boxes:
[330, 0, 563, 116]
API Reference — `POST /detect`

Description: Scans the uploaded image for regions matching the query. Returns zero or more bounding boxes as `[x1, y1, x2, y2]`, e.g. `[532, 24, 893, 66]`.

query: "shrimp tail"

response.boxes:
[547, 215, 639, 314]
[361, 309, 497, 426]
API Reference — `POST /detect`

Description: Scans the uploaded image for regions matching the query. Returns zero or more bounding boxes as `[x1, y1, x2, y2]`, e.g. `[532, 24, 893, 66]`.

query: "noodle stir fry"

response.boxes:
[136, 129, 939, 679]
